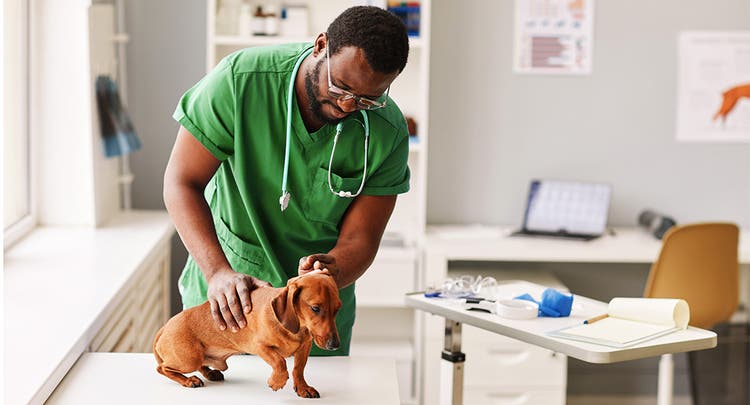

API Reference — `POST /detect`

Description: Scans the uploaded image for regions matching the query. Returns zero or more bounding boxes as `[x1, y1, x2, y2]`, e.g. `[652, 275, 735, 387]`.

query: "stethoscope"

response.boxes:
[279, 47, 369, 212]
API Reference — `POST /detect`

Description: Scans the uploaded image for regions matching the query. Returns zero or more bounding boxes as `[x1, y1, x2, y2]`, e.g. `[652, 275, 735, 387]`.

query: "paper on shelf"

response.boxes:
[548, 298, 690, 348]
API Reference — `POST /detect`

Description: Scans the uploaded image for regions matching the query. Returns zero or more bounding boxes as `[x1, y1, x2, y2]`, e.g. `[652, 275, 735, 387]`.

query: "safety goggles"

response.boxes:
[326, 42, 389, 110]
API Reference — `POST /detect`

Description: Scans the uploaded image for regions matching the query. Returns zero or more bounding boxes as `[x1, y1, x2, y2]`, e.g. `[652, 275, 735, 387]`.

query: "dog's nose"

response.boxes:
[325, 336, 340, 351]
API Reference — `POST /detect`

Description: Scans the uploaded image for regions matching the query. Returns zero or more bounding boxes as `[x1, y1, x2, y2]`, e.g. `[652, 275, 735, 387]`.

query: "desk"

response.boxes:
[406, 281, 717, 405]
[47, 353, 400, 404]
[419, 225, 750, 405]
[424, 226, 750, 316]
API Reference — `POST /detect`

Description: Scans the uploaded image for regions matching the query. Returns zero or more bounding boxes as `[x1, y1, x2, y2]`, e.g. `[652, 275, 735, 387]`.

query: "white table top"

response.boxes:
[406, 281, 717, 364]
[46, 353, 400, 405]
[3, 211, 175, 405]
[425, 225, 750, 264]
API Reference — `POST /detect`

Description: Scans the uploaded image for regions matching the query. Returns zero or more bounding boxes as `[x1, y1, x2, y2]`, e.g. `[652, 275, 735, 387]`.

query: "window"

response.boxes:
[3, 0, 33, 248]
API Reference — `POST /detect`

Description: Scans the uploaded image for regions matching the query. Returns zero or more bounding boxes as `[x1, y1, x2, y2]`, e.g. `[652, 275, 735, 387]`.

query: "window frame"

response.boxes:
[4, 0, 35, 249]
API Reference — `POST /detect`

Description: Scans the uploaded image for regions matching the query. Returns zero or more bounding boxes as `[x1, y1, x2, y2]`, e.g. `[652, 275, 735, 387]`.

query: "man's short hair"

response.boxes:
[326, 6, 409, 74]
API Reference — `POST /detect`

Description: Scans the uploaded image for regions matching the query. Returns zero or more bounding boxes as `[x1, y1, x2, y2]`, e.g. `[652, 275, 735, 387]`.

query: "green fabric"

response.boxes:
[173, 43, 410, 356]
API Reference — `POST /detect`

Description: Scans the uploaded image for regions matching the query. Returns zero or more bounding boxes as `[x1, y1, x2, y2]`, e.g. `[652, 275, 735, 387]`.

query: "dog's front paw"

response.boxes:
[294, 384, 320, 398]
[267, 372, 288, 391]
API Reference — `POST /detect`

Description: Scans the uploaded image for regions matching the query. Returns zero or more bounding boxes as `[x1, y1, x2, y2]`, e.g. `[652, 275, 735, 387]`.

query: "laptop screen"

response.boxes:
[522, 179, 611, 236]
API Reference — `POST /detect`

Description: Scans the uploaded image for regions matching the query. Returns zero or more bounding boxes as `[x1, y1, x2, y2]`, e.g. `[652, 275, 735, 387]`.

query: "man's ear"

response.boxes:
[312, 33, 327, 57]
[272, 284, 300, 334]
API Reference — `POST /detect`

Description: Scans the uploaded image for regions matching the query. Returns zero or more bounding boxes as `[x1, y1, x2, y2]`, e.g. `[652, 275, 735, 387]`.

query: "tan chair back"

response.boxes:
[644, 222, 739, 329]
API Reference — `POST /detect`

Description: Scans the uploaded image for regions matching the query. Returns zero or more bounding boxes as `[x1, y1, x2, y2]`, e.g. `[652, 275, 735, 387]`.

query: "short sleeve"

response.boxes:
[362, 133, 411, 196]
[173, 57, 236, 161]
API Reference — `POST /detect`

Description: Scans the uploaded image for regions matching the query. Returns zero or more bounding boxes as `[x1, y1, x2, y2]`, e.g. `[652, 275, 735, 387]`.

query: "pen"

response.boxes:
[583, 313, 608, 324]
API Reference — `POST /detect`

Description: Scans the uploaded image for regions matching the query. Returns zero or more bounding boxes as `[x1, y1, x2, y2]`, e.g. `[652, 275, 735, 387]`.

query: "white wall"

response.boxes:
[428, 0, 750, 228]
[33, 0, 121, 226]
[125, 0, 206, 315]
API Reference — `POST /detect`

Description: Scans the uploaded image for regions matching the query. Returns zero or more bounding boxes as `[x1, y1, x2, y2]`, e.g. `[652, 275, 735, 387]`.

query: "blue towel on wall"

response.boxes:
[95, 75, 141, 157]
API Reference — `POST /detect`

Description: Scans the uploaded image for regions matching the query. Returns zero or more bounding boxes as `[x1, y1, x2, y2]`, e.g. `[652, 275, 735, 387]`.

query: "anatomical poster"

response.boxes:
[514, 0, 594, 75]
[676, 31, 750, 142]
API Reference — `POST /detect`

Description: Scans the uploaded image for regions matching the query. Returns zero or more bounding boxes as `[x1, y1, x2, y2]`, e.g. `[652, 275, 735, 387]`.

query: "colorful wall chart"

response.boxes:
[676, 31, 750, 142]
[514, 0, 594, 75]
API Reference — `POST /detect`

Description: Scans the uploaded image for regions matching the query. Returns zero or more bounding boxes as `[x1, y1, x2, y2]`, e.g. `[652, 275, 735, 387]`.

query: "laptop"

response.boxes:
[511, 179, 612, 241]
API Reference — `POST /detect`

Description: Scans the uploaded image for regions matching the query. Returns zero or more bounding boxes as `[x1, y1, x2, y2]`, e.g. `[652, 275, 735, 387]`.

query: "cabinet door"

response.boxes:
[91, 247, 170, 353]
[356, 249, 416, 307]
[90, 291, 135, 352]
[463, 325, 567, 388]
[463, 387, 566, 405]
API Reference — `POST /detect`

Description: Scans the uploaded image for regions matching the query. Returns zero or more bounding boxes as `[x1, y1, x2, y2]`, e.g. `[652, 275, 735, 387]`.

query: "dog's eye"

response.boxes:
[311, 306, 320, 313]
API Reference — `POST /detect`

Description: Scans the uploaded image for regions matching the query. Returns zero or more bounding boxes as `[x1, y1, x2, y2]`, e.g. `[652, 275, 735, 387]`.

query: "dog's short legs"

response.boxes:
[292, 339, 319, 398]
[256, 346, 289, 391]
[157, 365, 204, 388]
[199, 366, 225, 381]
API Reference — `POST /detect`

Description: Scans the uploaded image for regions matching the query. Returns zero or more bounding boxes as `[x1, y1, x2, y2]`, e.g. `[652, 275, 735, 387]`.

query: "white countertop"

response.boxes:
[46, 353, 400, 404]
[3, 211, 175, 405]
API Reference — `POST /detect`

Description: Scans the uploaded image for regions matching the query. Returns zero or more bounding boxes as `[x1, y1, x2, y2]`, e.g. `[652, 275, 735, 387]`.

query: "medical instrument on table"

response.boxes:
[515, 288, 574, 318]
[424, 275, 498, 315]
[495, 299, 539, 319]
[280, 48, 371, 211]
[424, 275, 499, 300]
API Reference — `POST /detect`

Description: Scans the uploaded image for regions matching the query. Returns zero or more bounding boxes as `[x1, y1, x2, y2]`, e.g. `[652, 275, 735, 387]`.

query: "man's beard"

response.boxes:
[304, 58, 345, 126]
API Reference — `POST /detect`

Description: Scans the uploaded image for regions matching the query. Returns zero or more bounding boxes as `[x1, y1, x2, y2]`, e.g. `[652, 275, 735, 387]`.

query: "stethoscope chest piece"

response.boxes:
[279, 191, 290, 211]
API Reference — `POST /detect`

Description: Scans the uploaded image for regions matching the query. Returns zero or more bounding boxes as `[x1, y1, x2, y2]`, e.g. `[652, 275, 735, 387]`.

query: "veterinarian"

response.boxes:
[164, 6, 410, 356]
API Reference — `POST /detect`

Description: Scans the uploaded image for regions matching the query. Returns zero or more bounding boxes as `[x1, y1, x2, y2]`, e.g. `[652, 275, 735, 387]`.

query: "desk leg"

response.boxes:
[657, 353, 674, 405]
[440, 319, 465, 405]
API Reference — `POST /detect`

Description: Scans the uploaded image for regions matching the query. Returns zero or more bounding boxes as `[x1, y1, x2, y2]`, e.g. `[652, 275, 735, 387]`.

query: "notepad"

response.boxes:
[548, 298, 690, 348]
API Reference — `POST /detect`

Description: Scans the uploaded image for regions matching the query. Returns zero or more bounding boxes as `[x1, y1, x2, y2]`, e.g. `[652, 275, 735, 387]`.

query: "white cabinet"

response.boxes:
[356, 247, 417, 307]
[90, 245, 171, 353]
[462, 326, 567, 405]
[421, 270, 569, 405]
[206, 2, 431, 404]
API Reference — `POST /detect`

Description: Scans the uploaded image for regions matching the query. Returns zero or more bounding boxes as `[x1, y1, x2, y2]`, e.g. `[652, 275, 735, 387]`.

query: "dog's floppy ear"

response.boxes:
[272, 283, 300, 334]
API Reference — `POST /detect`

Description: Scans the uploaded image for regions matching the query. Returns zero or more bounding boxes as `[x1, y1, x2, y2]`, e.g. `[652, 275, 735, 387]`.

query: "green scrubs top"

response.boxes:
[172, 43, 410, 356]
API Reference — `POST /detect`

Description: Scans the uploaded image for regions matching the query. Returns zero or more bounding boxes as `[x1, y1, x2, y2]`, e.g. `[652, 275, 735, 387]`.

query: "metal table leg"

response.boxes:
[440, 319, 465, 405]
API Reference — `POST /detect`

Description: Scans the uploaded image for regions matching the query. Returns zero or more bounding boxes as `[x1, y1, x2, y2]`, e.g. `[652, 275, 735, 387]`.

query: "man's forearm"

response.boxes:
[164, 182, 231, 282]
[320, 194, 396, 288]
[327, 232, 382, 288]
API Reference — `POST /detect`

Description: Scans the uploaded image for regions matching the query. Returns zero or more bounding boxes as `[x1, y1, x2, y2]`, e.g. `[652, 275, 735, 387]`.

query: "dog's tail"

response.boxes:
[152, 325, 166, 365]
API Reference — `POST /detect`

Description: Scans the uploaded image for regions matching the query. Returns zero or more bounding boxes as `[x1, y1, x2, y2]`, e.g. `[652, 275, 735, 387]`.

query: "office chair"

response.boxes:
[643, 222, 740, 405]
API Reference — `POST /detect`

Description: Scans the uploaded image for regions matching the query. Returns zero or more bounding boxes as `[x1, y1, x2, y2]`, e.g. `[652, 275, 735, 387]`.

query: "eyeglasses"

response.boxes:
[326, 43, 389, 110]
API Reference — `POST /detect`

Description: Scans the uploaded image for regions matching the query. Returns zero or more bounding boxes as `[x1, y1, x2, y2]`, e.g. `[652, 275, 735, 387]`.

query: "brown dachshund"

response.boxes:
[153, 270, 341, 398]
[713, 83, 750, 122]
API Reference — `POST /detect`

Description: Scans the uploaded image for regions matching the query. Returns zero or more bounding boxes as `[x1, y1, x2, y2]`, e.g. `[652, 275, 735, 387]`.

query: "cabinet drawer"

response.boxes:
[464, 326, 566, 387]
[91, 292, 135, 352]
[356, 249, 416, 307]
[464, 344, 566, 388]
[464, 324, 535, 347]
[464, 387, 565, 405]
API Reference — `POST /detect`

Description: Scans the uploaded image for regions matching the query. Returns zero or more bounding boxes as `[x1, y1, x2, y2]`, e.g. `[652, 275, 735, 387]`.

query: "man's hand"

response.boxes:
[298, 254, 340, 283]
[206, 268, 271, 332]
